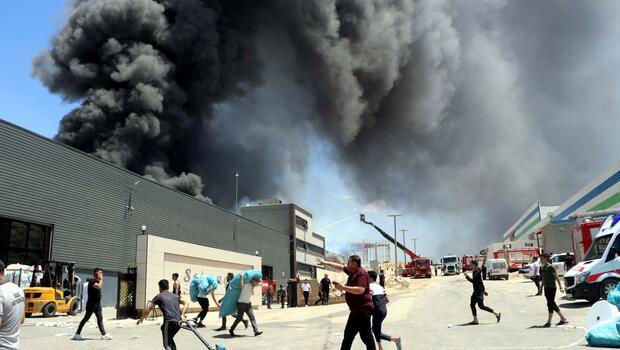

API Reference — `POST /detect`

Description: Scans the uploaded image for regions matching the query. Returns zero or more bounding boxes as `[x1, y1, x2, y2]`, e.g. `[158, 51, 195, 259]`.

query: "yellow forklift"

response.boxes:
[24, 261, 81, 317]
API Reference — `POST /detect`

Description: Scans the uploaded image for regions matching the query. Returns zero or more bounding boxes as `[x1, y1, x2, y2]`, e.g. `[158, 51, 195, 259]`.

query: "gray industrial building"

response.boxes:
[0, 119, 292, 306]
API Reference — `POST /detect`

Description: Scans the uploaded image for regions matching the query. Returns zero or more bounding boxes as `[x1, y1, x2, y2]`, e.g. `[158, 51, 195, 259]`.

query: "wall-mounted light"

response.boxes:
[141, 225, 147, 234]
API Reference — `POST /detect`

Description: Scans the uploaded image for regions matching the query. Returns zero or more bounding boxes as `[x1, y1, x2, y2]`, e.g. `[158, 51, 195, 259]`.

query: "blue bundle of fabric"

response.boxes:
[586, 284, 620, 347]
[189, 275, 218, 302]
[218, 270, 262, 318]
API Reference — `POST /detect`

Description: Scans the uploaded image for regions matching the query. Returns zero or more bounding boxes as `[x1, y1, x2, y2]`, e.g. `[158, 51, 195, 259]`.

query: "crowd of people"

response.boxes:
[0, 252, 579, 350]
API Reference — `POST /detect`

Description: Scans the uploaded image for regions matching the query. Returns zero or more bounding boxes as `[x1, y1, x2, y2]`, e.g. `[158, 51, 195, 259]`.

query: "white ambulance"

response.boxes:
[564, 212, 620, 302]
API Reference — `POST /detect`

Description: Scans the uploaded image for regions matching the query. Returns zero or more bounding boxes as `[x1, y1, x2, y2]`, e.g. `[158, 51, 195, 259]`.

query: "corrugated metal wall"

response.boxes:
[0, 120, 290, 284]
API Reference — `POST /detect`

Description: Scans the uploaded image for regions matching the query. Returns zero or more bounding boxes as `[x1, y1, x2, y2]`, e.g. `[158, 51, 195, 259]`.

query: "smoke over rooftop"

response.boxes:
[35, 0, 620, 252]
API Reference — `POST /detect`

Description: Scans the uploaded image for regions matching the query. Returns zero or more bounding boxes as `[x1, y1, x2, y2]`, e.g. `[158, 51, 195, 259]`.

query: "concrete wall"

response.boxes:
[137, 234, 261, 311]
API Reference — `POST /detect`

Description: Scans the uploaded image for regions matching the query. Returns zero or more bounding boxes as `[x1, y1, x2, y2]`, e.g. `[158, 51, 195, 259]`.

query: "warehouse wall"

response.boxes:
[0, 120, 291, 290]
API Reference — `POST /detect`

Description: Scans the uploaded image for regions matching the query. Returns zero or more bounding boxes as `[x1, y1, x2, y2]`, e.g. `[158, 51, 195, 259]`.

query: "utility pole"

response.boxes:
[235, 171, 239, 213]
[400, 229, 408, 264]
[411, 238, 418, 256]
[388, 214, 402, 271]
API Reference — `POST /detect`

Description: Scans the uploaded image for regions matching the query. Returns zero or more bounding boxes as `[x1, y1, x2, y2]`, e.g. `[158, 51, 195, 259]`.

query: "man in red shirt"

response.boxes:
[317, 256, 376, 350]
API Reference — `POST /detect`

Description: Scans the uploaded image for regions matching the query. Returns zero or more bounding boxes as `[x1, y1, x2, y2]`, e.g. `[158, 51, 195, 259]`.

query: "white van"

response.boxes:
[564, 213, 620, 302]
[486, 258, 509, 280]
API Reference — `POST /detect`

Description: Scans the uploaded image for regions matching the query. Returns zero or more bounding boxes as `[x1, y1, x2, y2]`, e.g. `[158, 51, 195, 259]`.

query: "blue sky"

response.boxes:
[0, 1, 77, 138]
[0, 1, 463, 263]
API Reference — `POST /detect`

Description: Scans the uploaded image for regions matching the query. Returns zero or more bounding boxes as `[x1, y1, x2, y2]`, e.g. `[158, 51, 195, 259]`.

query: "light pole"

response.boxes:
[400, 229, 408, 264]
[411, 238, 418, 256]
[388, 214, 401, 271]
[235, 171, 239, 213]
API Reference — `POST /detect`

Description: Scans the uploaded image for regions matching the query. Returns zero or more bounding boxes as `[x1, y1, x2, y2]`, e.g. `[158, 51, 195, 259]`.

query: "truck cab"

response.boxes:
[414, 258, 432, 278]
[441, 255, 461, 275]
[564, 213, 620, 302]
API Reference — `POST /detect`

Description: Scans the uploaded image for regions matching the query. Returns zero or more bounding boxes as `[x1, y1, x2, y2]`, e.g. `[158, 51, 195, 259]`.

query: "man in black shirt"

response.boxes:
[465, 261, 501, 325]
[320, 274, 331, 305]
[73, 268, 111, 340]
[137, 279, 188, 350]
[216, 273, 248, 331]
[379, 270, 385, 288]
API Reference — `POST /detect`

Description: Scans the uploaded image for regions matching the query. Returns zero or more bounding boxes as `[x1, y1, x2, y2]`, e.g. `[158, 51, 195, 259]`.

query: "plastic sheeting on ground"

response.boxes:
[218, 270, 262, 318]
[586, 283, 620, 347]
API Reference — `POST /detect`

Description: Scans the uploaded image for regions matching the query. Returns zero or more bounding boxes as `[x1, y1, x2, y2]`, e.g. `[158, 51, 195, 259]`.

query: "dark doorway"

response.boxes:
[261, 265, 273, 280]
[116, 267, 138, 319]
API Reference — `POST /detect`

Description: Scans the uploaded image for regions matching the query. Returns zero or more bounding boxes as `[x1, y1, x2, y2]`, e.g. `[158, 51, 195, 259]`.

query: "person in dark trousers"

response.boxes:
[434, 265, 438, 277]
[73, 268, 111, 340]
[379, 270, 386, 288]
[193, 277, 220, 328]
[481, 261, 487, 280]
[172, 273, 181, 296]
[229, 274, 263, 337]
[315, 290, 323, 305]
[317, 256, 376, 350]
[265, 283, 274, 309]
[216, 273, 248, 331]
[464, 260, 501, 325]
[368, 270, 402, 350]
[540, 254, 569, 327]
[301, 281, 311, 306]
[278, 285, 287, 308]
[563, 253, 575, 273]
[320, 274, 331, 305]
[137, 279, 188, 350]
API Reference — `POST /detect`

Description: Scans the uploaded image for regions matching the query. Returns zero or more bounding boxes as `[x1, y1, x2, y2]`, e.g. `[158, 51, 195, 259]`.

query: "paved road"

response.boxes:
[20, 275, 613, 349]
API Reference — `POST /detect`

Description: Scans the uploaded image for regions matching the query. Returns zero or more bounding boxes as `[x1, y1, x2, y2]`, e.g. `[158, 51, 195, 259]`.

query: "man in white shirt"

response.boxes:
[529, 257, 542, 296]
[0, 259, 26, 350]
[229, 274, 262, 337]
[302, 281, 311, 306]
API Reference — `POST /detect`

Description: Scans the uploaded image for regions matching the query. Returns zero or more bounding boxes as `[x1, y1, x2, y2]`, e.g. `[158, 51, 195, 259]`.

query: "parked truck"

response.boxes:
[462, 255, 475, 271]
[441, 255, 461, 275]
[360, 214, 432, 278]
[493, 248, 539, 272]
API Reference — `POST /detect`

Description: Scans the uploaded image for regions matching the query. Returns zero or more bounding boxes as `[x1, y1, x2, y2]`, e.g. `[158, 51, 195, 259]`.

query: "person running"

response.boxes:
[172, 273, 182, 297]
[317, 256, 376, 350]
[229, 274, 263, 337]
[368, 270, 402, 350]
[216, 273, 248, 331]
[464, 260, 501, 325]
[0, 259, 25, 350]
[278, 284, 287, 308]
[73, 268, 112, 340]
[137, 279, 188, 350]
[540, 253, 569, 327]
[320, 274, 331, 305]
[302, 281, 311, 306]
[529, 256, 542, 295]
[191, 275, 220, 328]
[315, 290, 324, 305]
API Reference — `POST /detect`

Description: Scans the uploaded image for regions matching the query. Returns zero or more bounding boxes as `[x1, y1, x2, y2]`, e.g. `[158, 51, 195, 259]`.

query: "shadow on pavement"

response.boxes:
[559, 301, 593, 309]
[213, 334, 248, 339]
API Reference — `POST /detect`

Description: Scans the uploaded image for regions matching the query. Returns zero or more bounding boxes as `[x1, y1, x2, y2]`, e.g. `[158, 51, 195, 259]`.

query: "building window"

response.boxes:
[296, 239, 324, 256]
[0, 217, 51, 266]
[297, 262, 316, 279]
[295, 215, 308, 231]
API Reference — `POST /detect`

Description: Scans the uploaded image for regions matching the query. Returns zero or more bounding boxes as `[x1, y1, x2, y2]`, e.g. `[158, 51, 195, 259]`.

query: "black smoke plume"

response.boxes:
[35, 0, 620, 253]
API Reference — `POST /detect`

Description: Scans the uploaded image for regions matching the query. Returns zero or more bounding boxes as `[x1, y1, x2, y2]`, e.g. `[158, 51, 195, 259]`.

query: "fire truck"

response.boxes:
[360, 214, 431, 278]
[493, 248, 539, 272]
[462, 256, 475, 271]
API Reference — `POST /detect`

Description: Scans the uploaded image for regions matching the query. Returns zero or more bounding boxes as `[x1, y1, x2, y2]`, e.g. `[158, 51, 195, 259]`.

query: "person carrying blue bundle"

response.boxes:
[219, 270, 263, 337]
[189, 275, 220, 328]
